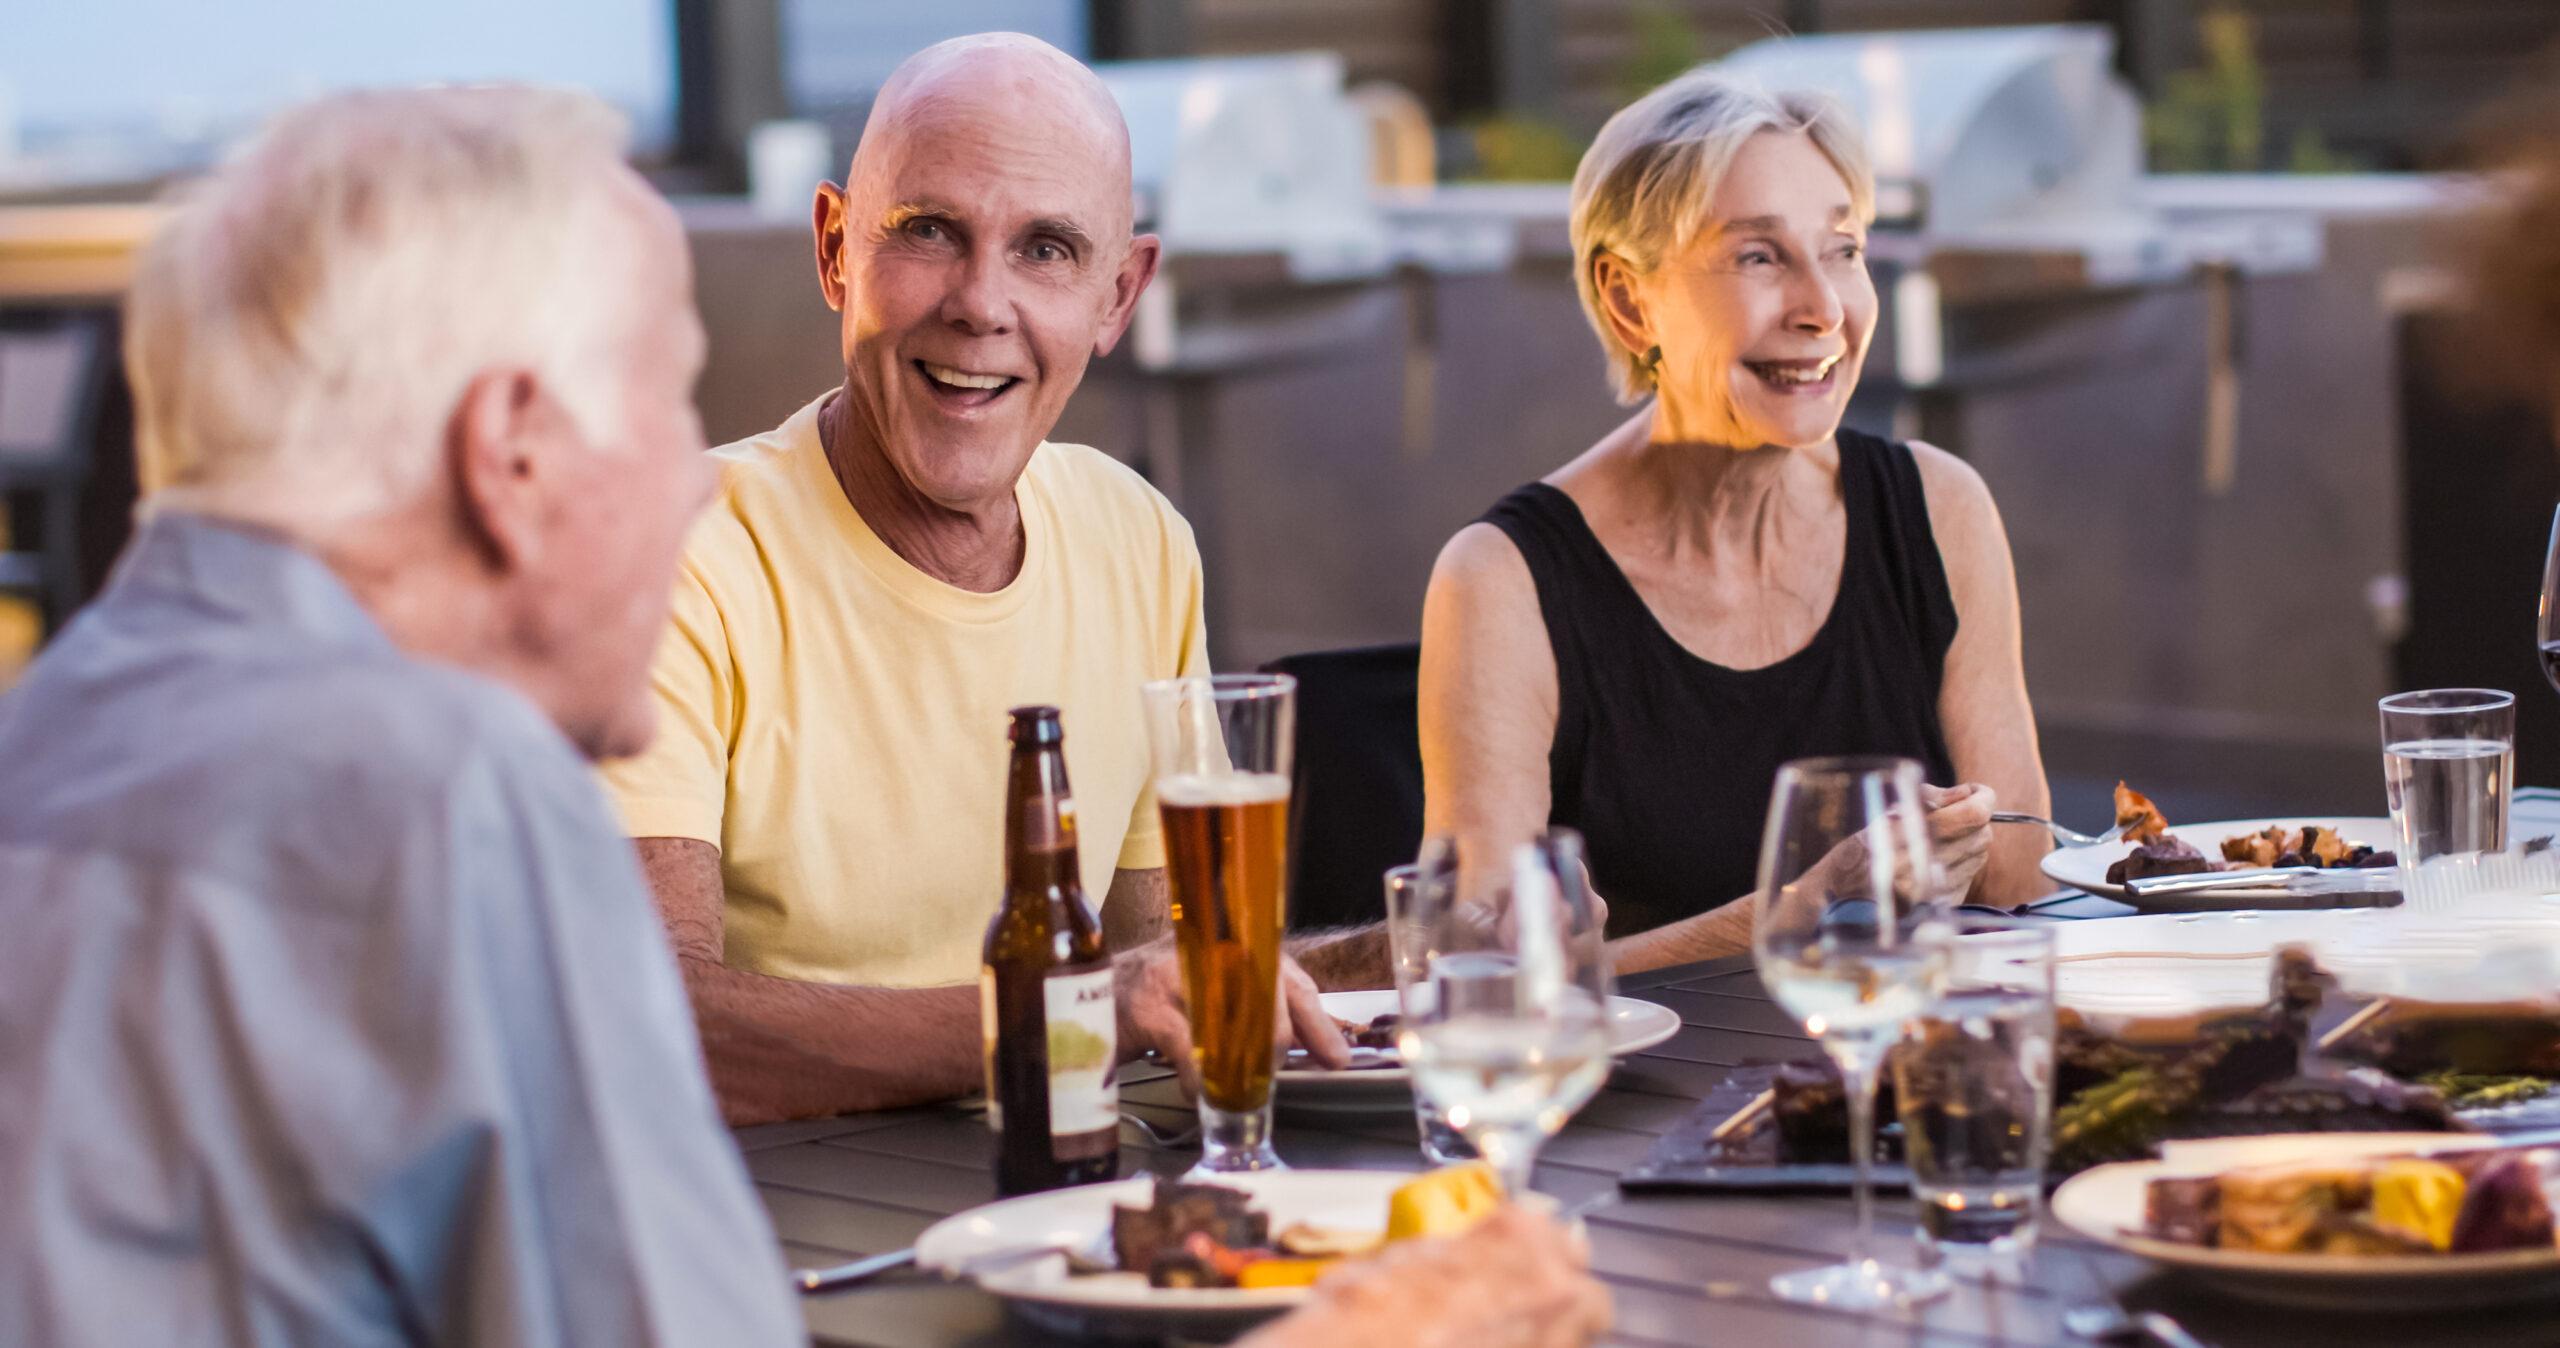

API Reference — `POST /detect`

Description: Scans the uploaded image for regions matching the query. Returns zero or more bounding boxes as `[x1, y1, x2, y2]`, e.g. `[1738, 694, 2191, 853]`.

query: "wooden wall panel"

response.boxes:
[1188, 0, 1448, 111]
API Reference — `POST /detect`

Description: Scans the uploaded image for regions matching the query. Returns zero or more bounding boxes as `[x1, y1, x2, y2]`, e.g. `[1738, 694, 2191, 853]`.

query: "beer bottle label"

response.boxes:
[1042, 966, 1117, 1136]
[978, 966, 1002, 1133]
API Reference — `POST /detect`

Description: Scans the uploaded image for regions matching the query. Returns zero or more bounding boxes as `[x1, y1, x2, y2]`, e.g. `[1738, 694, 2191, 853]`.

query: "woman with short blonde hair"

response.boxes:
[1419, 71, 2052, 968]
[1570, 80, 1874, 403]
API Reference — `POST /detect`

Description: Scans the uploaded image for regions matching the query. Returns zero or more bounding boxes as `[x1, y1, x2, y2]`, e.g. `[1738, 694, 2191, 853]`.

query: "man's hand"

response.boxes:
[1113, 939, 1353, 1096]
[1923, 782, 1998, 900]
[1242, 1206, 1612, 1348]
[1279, 958, 1354, 1070]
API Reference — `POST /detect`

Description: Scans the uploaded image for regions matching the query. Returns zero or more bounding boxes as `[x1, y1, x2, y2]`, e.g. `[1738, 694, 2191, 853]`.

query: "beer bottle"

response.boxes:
[982, 705, 1119, 1195]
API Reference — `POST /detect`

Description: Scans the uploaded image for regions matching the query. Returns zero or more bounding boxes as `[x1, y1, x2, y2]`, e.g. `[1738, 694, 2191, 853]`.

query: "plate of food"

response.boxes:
[2051, 1132, 2560, 1310]
[1275, 989, 1684, 1113]
[2037, 784, 2397, 908]
[914, 1164, 1509, 1338]
[1624, 948, 2499, 1193]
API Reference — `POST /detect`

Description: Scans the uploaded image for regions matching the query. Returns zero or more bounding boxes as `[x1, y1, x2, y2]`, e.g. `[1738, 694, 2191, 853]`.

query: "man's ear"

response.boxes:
[1590, 250, 1655, 366]
[814, 181, 851, 313]
[448, 367, 554, 572]
[1092, 233, 1163, 358]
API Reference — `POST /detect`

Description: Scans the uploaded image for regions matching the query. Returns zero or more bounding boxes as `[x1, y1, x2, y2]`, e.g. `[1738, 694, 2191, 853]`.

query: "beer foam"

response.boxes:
[1155, 772, 1291, 807]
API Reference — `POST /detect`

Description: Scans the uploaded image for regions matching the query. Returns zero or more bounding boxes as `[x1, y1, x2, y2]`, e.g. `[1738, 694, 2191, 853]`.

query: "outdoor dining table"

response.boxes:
[742, 941, 2560, 1347]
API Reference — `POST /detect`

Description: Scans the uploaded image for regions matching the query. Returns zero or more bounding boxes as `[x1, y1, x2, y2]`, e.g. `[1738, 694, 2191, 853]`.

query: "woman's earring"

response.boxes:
[1642, 345, 1664, 380]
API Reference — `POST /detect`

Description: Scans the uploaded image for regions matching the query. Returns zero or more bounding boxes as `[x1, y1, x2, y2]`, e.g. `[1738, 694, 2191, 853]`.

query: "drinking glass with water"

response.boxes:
[1394, 832, 1613, 1198]
[2378, 689, 2514, 874]
[1384, 858, 1474, 1165]
[1892, 922, 2055, 1281]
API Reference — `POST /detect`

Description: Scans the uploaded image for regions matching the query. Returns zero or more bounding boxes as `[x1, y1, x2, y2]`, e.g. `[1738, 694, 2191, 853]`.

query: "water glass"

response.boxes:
[1893, 922, 2056, 1281]
[2378, 689, 2514, 873]
[1384, 858, 1476, 1165]
[1396, 831, 1613, 1200]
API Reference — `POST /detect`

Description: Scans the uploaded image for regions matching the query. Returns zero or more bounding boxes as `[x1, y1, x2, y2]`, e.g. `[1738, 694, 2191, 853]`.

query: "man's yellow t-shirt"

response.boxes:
[601, 393, 1207, 988]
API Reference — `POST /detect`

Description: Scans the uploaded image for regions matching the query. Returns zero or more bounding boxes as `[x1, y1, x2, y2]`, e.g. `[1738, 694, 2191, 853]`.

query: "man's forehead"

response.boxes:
[862, 109, 1129, 233]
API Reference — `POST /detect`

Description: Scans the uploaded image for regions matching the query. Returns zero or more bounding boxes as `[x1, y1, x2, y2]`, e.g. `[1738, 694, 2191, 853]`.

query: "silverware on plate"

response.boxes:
[2062, 1243, 2212, 1347]
[2063, 1297, 2212, 1348]
[2123, 867, 2399, 898]
[794, 1246, 917, 1294]
[796, 1237, 1104, 1295]
[1993, 813, 2126, 849]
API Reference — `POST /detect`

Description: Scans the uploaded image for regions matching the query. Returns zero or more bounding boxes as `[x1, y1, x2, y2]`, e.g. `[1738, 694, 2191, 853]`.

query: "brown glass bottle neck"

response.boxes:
[1004, 744, 1084, 894]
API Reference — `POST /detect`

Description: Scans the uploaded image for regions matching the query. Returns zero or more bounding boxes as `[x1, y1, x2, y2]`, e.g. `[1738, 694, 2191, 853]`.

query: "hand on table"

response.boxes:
[1113, 939, 1353, 1097]
[1241, 1206, 1612, 1348]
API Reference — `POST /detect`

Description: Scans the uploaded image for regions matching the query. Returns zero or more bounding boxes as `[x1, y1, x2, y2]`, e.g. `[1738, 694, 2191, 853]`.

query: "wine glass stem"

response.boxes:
[1474, 1128, 1538, 1197]
[1834, 1047, 1884, 1269]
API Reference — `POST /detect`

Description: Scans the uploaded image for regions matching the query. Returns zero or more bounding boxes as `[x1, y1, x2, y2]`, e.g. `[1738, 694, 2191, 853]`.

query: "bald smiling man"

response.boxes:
[600, 34, 1353, 1124]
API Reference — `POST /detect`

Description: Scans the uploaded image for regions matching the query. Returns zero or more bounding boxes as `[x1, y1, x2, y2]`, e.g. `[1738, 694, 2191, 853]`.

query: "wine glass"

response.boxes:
[1752, 756, 1957, 1309]
[2540, 504, 2560, 697]
[1396, 831, 1614, 1198]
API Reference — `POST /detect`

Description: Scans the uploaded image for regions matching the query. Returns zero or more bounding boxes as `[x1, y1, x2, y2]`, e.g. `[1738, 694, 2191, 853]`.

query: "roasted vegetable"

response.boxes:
[2449, 1153, 2560, 1254]
[2148, 1154, 2464, 1255]
[2372, 1159, 2467, 1250]
[2114, 782, 2170, 844]
[1237, 1257, 1336, 1289]
[1386, 1162, 1504, 1241]
[2216, 1162, 2373, 1253]
[2416, 1071, 2556, 1110]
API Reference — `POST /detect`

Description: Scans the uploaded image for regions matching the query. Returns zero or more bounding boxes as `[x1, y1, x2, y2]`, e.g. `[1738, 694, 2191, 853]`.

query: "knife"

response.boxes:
[2124, 866, 2398, 897]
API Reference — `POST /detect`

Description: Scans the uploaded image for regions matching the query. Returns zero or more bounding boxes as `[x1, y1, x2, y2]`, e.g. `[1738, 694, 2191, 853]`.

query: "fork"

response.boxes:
[1992, 812, 2127, 849]
[2063, 1297, 2212, 1347]
[1120, 1112, 1201, 1148]
[2061, 1247, 2212, 1348]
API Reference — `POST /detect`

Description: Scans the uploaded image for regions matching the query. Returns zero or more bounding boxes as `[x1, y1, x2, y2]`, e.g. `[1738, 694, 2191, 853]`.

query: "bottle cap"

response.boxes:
[1007, 705, 1064, 747]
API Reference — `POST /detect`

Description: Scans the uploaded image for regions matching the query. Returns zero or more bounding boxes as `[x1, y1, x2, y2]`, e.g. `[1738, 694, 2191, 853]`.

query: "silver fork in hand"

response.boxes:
[1992, 812, 2127, 849]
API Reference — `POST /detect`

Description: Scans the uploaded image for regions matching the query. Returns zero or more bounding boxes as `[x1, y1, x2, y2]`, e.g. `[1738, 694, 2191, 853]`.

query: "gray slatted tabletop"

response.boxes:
[744, 956, 2560, 1347]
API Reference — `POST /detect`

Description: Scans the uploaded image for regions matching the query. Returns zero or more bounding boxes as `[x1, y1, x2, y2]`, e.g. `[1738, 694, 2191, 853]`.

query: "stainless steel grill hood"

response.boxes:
[1713, 25, 2319, 296]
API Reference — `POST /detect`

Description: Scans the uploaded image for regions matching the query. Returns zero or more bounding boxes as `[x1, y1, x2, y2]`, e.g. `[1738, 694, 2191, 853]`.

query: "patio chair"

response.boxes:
[1258, 642, 1426, 933]
[0, 307, 114, 636]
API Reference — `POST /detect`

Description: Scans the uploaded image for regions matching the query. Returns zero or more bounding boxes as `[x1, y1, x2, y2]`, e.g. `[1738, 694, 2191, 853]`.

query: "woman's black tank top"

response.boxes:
[1480, 428, 1960, 938]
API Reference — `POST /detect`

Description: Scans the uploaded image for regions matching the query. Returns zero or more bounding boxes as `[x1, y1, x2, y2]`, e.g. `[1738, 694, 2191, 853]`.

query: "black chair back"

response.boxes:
[1259, 643, 1425, 933]
[0, 308, 114, 634]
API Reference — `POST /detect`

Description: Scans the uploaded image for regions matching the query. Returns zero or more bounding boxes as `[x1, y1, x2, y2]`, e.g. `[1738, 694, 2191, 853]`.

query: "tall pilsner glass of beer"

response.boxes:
[1140, 673, 1295, 1176]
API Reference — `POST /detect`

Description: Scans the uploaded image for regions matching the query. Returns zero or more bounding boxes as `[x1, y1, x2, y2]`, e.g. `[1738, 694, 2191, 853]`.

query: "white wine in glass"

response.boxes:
[1753, 756, 1956, 1310]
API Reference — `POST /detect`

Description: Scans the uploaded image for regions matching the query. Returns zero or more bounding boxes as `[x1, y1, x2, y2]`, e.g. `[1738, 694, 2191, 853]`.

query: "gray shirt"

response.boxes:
[0, 514, 802, 1346]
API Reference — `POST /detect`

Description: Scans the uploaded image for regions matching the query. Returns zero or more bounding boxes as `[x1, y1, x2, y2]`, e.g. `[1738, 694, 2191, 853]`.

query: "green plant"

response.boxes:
[1623, 0, 1704, 102]
[2285, 124, 2366, 174]
[2146, 9, 2266, 172]
[1460, 114, 1584, 182]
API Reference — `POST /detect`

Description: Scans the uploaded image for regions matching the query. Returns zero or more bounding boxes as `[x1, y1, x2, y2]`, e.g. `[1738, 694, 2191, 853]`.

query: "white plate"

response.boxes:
[2051, 1133, 2560, 1310]
[915, 1168, 1404, 1339]
[2043, 899, 2560, 1021]
[2040, 815, 2395, 907]
[1273, 990, 1684, 1114]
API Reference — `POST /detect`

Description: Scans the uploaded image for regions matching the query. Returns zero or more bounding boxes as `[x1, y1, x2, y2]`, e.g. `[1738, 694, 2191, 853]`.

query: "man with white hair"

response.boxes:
[0, 88, 800, 1343]
[600, 32, 1355, 1123]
